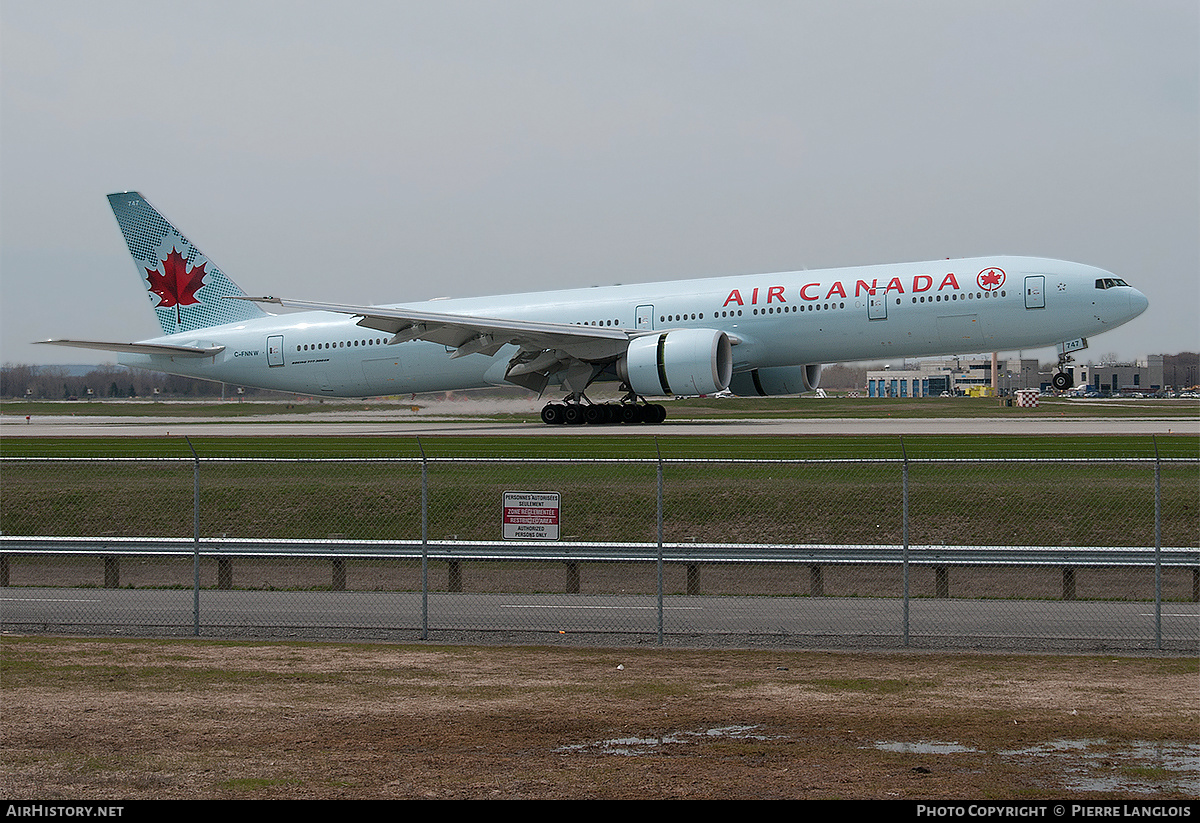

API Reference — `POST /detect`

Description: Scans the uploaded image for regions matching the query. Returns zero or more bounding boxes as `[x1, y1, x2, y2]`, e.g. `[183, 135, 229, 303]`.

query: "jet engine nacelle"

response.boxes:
[728, 364, 823, 396]
[617, 329, 733, 397]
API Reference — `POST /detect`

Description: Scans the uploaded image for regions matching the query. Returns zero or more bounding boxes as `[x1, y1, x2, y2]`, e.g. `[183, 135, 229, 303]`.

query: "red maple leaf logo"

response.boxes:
[146, 248, 206, 308]
[977, 267, 1006, 291]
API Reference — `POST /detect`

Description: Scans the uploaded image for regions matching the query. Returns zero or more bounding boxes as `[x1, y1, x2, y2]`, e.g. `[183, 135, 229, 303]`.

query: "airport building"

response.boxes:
[865, 355, 1166, 397]
[866, 358, 1038, 398]
[1074, 355, 1164, 395]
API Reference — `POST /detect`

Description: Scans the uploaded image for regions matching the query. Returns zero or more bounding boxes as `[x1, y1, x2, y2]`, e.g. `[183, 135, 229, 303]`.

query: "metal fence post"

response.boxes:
[901, 438, 910, 647]
[185, 437, 200, 636]
[656, 439, 664, 646]
[1154, 437, 1162, 650]
[419, 437, 428, 641]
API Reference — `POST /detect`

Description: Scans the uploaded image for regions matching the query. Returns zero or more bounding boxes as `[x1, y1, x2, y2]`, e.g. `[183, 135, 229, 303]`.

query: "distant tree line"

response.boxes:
[1163, 352, 1200, 389]
[2, 362, 874, 400]
[0, 364, 287, 400]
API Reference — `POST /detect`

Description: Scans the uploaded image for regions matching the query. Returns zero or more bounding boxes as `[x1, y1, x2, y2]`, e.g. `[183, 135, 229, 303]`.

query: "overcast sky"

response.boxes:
[2, 0, 1196, 368]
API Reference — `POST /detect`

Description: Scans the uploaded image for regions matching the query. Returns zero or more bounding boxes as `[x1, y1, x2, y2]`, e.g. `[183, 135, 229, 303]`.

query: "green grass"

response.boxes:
[2, 433, 1197, 460]
[3, 443, 1196, 547]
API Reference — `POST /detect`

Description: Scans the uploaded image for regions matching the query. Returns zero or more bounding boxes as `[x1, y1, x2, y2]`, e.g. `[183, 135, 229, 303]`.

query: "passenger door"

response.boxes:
[1024, 275, 1045, 309]
[266, 335, 285, 367]
[635, 305, 655, 330]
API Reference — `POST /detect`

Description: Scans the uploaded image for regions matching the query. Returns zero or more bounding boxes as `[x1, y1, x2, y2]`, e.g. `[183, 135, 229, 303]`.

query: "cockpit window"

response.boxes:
[1095, 278, 1130, 289]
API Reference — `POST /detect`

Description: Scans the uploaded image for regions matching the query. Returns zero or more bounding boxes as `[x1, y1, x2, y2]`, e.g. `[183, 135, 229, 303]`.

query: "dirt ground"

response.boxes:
[1, 636, 1197, 800]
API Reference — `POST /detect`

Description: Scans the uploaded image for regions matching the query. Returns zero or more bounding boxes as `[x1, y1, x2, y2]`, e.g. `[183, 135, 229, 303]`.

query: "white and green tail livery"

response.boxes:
[107, 192, 266, 335]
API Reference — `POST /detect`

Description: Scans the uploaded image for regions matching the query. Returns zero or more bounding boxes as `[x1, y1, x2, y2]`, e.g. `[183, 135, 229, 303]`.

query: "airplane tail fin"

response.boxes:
[107, 192, 268, 335]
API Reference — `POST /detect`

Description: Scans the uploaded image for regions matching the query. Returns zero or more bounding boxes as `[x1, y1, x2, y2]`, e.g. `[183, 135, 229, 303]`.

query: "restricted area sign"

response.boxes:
[502, 491, 560, 540]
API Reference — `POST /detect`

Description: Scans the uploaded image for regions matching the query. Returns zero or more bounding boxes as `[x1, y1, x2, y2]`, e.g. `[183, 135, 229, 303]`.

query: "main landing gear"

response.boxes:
[540, 402, 667, 426]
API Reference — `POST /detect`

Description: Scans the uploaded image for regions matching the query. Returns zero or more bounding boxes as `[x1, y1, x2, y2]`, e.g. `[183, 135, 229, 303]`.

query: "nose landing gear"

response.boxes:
[1052, 338, 1087, 393]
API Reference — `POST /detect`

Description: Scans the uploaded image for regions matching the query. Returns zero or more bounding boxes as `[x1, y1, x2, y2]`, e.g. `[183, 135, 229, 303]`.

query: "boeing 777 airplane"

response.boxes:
[40, 192, 1148, 424]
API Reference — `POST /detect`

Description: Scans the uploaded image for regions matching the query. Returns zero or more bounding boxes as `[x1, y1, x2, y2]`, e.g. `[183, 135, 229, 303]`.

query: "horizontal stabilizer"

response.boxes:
[36, 339, 225, 358]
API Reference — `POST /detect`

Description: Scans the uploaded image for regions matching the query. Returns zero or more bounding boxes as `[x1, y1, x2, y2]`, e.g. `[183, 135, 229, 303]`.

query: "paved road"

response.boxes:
[2, 587, 1196, 650]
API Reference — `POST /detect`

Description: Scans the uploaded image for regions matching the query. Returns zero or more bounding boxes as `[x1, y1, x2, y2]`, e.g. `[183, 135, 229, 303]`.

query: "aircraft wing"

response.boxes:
[232, 296, 642, 394]
[36, 340, 226, 358]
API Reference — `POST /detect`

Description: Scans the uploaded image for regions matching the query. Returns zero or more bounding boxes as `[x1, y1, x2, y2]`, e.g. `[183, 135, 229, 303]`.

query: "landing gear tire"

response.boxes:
[584, 404, 607, 425]
[562, 404, 586, 425]
[1052, 372, 1070, 391]
[619, 404, 644, 425]
[616, 403, 667, 425]
[540, 403, 566, 425]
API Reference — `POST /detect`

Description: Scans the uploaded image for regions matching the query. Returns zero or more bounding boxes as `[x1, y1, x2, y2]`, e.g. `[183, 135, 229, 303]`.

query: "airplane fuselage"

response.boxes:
[113, 255, 1147, 398]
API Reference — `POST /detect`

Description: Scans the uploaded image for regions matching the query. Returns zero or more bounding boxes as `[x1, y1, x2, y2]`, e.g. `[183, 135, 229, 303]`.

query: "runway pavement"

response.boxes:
[4, 394, 1199, 437]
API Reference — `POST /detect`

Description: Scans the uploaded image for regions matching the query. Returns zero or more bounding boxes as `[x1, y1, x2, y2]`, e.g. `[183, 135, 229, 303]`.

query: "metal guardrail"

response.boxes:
[6, 536, 1196, 620]
[2, 535, 1197, 567]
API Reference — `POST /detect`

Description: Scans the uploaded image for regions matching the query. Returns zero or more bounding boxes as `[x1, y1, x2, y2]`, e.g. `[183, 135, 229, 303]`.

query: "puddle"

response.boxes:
[872, 741, 980, 755]
[998, 739, 1200, 795]
[556, 725, 774, 756]
[868, 738, 1200, 795]
[561, 729, 1198, 794]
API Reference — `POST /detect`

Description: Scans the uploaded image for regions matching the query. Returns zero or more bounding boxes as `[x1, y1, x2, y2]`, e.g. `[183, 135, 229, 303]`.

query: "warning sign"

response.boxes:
[503, 491, 560, 540]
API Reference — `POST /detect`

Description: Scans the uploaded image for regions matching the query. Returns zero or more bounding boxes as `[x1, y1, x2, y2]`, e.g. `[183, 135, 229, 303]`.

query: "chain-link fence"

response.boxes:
[2, 453, 1197, 650]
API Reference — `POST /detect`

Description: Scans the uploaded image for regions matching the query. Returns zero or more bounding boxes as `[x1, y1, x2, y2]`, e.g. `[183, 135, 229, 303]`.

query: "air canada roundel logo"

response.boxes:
[977, 267, 1006, 291]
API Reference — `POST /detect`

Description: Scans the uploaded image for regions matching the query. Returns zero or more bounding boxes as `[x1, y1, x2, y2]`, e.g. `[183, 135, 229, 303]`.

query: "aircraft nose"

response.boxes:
[1129, 288, 1149, 319]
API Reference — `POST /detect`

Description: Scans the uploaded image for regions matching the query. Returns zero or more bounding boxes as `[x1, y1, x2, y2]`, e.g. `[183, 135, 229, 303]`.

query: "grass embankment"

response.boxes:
[3, 435, 1196, 547]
